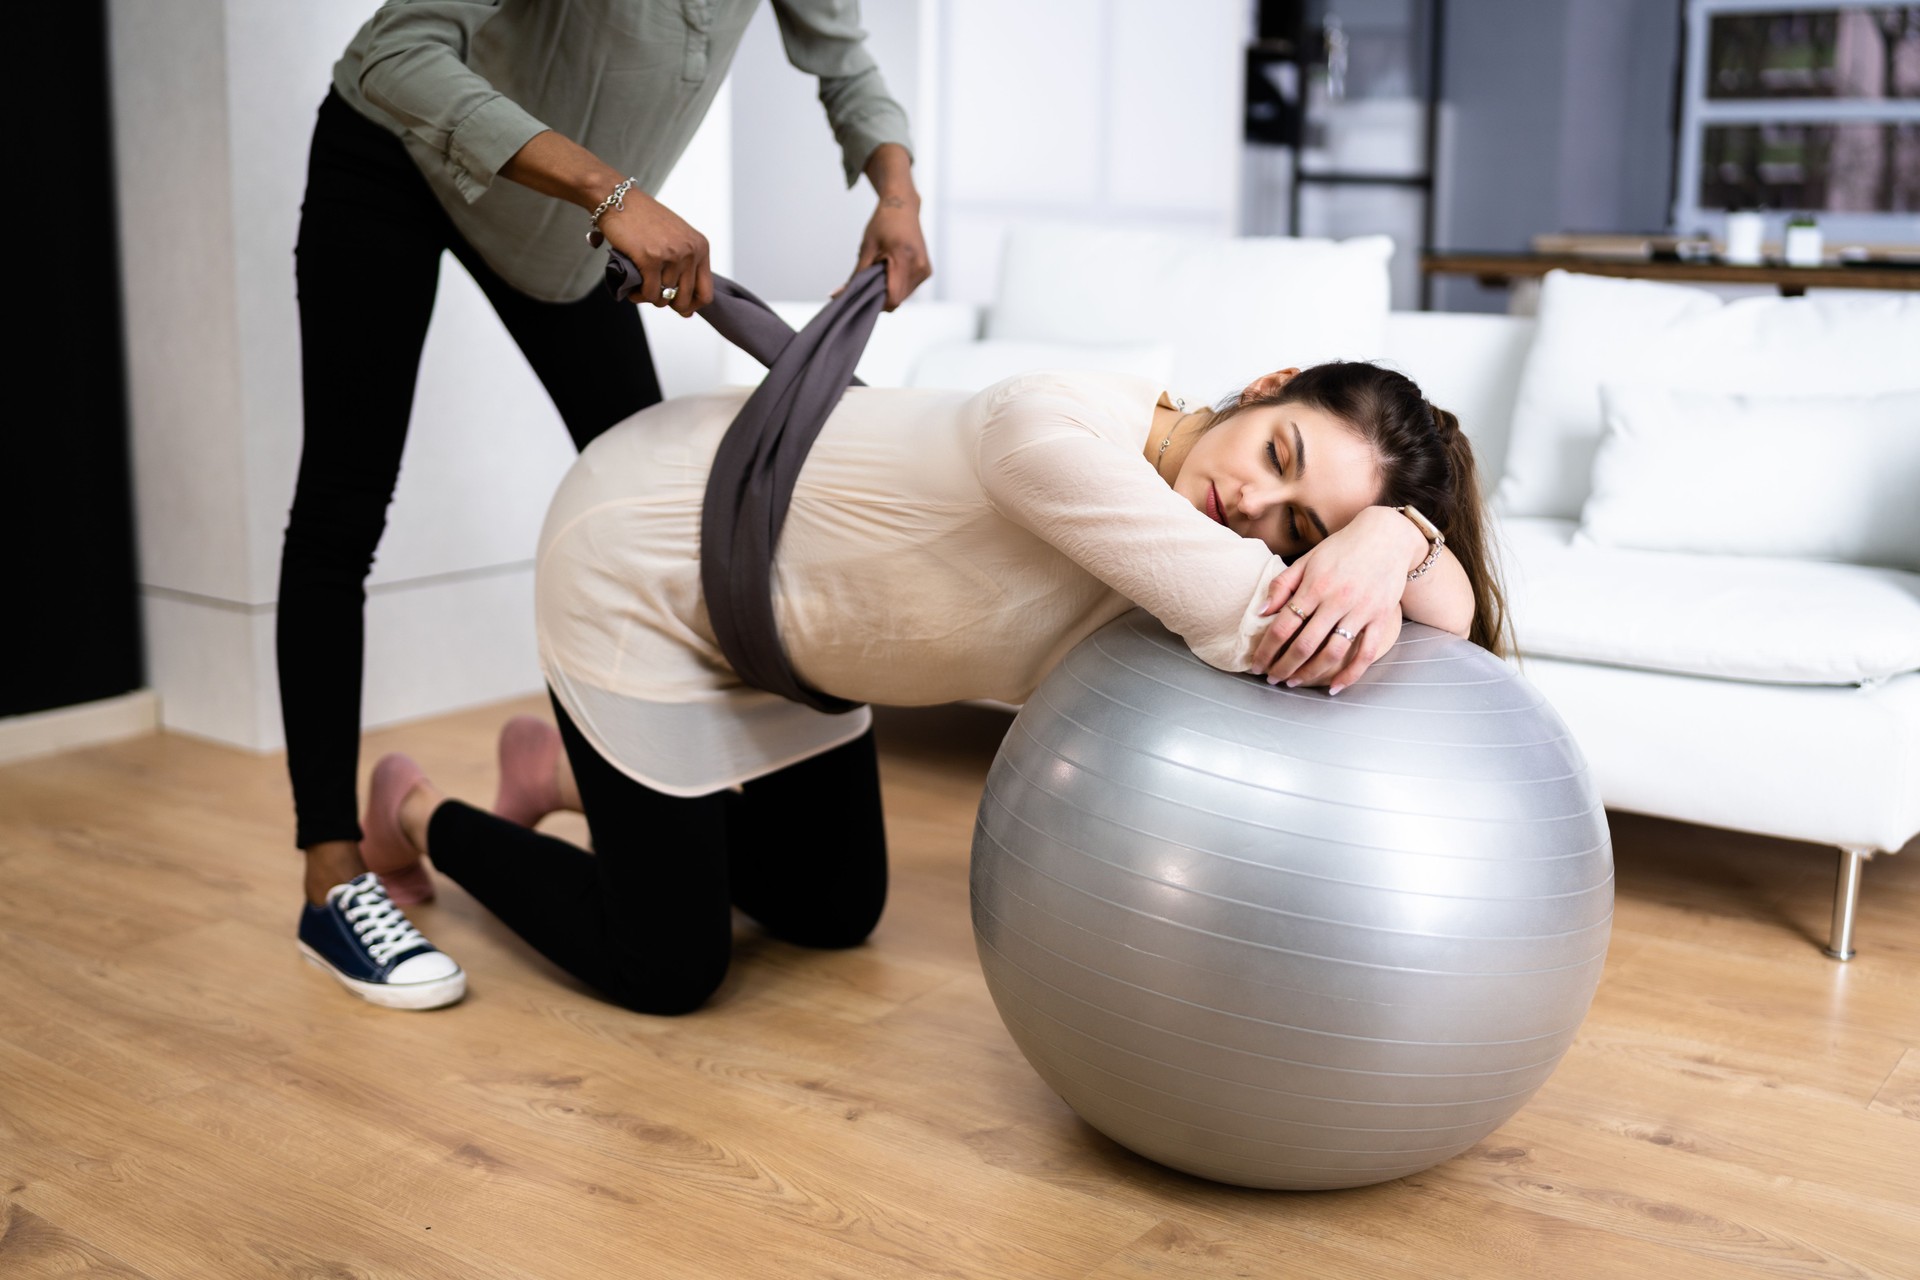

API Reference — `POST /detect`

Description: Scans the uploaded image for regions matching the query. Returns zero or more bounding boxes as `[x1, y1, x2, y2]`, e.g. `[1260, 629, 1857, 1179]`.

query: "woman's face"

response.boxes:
[1172, 373, 1385, 560]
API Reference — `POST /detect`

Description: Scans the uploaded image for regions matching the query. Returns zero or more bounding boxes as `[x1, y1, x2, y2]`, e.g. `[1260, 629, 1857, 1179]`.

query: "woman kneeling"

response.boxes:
[358, 361, 1507, 1014]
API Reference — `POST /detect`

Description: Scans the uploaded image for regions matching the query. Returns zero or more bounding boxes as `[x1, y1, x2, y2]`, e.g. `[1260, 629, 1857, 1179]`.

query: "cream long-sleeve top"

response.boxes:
[333, 0, 913, 301]
[536, 370, 1288, 796]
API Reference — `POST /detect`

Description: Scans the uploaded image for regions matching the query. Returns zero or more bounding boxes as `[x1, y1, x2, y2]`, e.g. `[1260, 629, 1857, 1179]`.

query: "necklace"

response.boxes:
[1156, 397, 1188, 474]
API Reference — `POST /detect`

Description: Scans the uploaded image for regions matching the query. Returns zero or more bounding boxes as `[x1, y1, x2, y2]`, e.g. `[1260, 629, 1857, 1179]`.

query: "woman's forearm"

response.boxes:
[498, 129, 627, 209]
[863, 142, 918, 203]
[500, 130, 714, 315]
[1401, 546, 1473, 637]
[1328, 505, 1473, 638]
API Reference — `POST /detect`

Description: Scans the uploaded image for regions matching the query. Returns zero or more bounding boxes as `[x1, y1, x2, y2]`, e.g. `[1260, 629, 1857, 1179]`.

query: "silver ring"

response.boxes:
[1287, 603, 1310, 620]
[1333, 626, 1357, 641]
[659, 285, 679, 302]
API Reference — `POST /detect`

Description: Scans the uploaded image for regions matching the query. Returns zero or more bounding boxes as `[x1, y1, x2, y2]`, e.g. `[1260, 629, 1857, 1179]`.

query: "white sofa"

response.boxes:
[715, 228, 1920, 959]
[1378, 306, 1919, 962]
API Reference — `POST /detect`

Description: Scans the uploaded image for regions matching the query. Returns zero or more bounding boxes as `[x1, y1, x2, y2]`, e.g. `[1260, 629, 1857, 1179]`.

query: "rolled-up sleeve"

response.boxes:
[769, 0, 914, 186]
[355, 1, 549, 203]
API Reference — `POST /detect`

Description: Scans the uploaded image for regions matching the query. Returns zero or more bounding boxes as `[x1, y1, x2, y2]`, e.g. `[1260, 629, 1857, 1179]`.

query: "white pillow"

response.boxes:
[988, 223, 1391, 401]
[1578, 384, 1920, 571]
[1498, 270, 1920, 519]
[906, 338, 1175, 391]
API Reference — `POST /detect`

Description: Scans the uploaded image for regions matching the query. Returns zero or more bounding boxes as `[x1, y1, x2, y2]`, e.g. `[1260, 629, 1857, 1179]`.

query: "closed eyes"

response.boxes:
[1266, 439, 1303, 546]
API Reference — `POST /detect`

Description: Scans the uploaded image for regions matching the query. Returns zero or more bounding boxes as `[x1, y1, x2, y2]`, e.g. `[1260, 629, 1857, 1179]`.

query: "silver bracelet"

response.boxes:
[585, 177, 638, 246]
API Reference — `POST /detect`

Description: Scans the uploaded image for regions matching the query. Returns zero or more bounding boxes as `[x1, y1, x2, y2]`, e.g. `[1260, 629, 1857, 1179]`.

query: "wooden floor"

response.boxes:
[1, 696, 1915, 1279]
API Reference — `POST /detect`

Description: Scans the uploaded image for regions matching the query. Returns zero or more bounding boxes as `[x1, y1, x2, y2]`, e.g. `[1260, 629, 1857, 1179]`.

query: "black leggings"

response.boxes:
[280, 90, 663, 849]
[426, 696, 889, 1014]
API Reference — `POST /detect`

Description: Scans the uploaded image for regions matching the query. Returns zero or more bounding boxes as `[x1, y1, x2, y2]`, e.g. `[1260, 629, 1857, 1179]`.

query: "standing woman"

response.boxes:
[287, 0, 930, 1011]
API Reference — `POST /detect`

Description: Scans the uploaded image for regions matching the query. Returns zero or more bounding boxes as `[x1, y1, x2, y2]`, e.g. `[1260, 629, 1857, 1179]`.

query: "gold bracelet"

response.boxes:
[1395, 504, 1445, 580]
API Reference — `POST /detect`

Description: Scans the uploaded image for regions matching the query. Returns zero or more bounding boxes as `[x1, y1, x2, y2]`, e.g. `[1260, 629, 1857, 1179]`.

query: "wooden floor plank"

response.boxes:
[1586, 952, 1915, 1107]
[2, 700, 1916, 1278]
[59, 903, 1155, 1280]
[0, 1199, 154, 1279]
[0, 1038, 541, 1280]
[1868, 1048, 1920, 1122]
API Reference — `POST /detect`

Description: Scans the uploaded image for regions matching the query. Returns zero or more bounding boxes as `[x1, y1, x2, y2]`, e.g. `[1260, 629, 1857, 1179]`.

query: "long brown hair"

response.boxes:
[1211, 362, 1512, 658]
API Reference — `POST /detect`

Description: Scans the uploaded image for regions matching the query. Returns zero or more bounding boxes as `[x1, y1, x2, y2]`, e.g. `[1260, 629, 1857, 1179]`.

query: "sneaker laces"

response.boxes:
[340, 876, 430, 965]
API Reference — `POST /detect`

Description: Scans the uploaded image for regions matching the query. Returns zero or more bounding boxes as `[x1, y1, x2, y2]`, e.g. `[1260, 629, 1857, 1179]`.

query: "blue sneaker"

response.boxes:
[297, 873, 466, 1010]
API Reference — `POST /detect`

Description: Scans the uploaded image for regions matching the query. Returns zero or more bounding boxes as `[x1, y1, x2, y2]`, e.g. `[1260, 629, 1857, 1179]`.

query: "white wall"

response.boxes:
[931, 0, 1245, 305]
[728, 0, 1245, 308]
[729, 0, 931, 300]
[107, 0, 731, 751]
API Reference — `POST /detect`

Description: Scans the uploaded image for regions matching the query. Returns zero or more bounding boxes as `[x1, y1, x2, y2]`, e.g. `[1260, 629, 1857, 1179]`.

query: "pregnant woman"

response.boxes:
[338, 351, 1507, 1015]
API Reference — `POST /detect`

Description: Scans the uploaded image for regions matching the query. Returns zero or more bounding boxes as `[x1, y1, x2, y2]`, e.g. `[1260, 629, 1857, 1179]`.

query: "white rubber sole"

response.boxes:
[298, 942, 467, 1010]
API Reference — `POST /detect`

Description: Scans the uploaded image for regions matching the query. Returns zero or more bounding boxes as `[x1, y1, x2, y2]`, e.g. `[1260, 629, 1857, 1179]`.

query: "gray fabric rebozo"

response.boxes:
[606, 253, 890, 714]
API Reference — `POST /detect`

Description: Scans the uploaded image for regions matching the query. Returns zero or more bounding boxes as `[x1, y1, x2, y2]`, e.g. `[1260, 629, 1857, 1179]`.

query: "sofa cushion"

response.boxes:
[1496, 271, 1920, 519]
[988, 223, 1391, 402]
[1499, 516, 1920, 685]
[1379, 311, 1535, 494]
[1516, 657, 1920, 852]
[1580, 385, 1920, 571]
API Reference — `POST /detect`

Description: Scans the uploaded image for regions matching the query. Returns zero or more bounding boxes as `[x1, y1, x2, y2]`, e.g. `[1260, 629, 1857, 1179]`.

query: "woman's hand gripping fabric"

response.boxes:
[599, 191, 714, 317]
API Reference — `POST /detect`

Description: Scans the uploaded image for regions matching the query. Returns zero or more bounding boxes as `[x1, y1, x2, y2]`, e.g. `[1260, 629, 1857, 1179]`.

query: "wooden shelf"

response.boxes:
[1421, 251, 1919, 296]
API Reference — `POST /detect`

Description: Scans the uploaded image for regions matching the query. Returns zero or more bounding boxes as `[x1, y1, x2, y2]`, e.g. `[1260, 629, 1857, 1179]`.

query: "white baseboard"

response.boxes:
[140, 565, 545, 752]
[0, 690, 161, 765]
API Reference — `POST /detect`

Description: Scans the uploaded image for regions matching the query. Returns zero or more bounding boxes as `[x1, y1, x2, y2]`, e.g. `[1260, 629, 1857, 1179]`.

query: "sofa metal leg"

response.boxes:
[1822, 846, 1871, 961]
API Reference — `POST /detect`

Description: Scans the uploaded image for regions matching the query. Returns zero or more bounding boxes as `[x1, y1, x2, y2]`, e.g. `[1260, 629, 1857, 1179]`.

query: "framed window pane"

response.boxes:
[1699, 120, 1920, 210]
[1706, 7, 1920, 100]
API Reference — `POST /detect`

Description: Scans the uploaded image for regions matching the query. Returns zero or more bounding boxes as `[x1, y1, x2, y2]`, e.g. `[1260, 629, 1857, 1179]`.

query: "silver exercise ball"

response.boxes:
[970, 611, 1612, 1190]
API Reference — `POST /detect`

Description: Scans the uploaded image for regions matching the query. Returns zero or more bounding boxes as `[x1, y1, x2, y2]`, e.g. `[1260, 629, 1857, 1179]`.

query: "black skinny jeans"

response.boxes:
[281, 90, 662, 849]
[427, 696, 889, 1015]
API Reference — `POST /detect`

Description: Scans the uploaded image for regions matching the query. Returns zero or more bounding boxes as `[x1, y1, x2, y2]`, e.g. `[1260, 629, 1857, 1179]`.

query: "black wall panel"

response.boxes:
[2, 0, 144, 717]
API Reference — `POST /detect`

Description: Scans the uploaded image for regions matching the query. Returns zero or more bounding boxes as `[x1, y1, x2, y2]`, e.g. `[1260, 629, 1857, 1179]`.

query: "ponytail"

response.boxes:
[1430, 407, 1512, 659]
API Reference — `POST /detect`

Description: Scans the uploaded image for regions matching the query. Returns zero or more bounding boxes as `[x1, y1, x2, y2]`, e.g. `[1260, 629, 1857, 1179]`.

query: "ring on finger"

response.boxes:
[1332, 625, 1357, 641]
[1287, 602, 1311, 620]
[659, 284, 680, 302]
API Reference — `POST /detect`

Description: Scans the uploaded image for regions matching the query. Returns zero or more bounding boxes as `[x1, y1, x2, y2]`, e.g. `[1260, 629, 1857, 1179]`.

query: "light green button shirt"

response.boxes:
[334, 0, 913, 302]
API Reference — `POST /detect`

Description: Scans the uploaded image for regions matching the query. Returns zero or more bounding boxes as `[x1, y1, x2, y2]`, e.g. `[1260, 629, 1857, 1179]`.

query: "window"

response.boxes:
[1674, 1, 1920, 245]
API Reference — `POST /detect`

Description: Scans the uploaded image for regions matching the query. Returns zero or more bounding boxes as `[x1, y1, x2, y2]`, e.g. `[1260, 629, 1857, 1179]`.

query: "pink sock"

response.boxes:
[493, 715, 564, 827]
[361, 753, 435, 905]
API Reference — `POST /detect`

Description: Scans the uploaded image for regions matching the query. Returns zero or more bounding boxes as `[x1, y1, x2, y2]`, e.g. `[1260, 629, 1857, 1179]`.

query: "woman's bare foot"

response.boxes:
[361, 753, 440, 906]
[493, 715, 569, 826]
